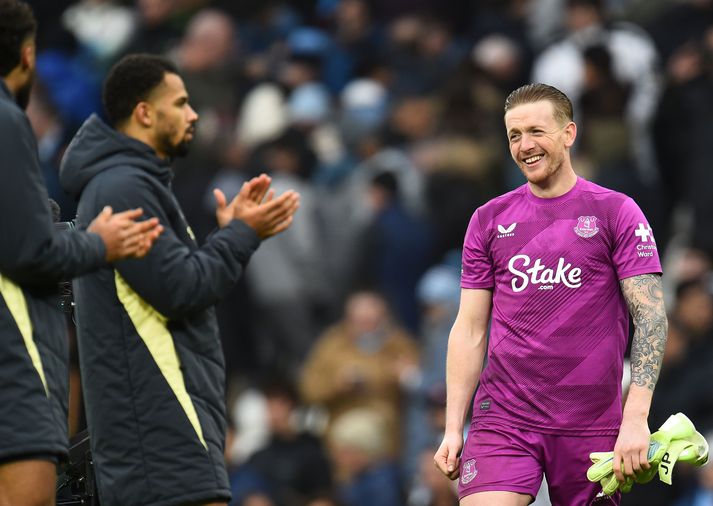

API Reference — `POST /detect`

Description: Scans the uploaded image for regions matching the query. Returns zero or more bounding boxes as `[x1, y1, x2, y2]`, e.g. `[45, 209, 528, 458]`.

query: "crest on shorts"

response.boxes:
[461, 458, 478, 484]
[574, 216, 599, 238]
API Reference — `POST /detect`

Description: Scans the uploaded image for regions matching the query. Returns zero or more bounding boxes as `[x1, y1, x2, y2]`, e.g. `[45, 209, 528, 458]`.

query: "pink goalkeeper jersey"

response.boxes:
[462, 177, 661, 435]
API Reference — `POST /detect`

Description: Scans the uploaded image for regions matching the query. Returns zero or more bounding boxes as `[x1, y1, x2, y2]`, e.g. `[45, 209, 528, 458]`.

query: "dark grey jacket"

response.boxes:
[0, 81, 106, 461]
[61, 115, 261, 506]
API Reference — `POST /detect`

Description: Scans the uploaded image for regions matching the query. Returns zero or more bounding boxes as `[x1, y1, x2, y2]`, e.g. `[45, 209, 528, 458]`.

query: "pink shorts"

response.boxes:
[458, 422, 621, 506]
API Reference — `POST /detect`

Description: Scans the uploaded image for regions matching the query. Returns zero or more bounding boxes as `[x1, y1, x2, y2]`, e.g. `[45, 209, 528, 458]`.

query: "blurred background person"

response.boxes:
[244, 377, 333, 506]
[300, 289, 419, 459]
[328, 408, 403, 506]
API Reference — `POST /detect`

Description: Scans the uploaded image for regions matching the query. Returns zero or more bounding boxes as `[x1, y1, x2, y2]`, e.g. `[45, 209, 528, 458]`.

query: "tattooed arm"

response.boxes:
[622, 274, 668, 390]
[612, 273, 668, 482]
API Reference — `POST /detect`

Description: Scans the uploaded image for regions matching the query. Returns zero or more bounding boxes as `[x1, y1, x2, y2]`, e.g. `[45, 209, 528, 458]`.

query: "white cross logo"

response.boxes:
[635, 223, 655, 243]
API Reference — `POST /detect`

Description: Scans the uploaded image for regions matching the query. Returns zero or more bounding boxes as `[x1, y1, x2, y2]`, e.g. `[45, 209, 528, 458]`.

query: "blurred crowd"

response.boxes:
[25, 0, 713, 504]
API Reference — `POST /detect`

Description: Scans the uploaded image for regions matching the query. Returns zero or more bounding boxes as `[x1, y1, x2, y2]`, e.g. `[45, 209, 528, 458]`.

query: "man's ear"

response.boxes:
[20, 40, 34, 72]
[563, 121, 577, 148]
[133, 102, 153, 128]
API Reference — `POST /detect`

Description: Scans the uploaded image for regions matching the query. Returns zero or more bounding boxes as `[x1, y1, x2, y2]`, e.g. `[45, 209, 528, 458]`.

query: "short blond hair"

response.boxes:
[329, 408, 388, 459]
[504, 83, 573, 125]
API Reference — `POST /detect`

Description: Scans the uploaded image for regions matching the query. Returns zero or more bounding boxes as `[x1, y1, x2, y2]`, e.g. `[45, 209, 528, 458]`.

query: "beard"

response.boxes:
[156, 128, 193, 158]
[519, 151, 565, 186]
[154, 110, 194, 158]
[162, 137, 191, 158]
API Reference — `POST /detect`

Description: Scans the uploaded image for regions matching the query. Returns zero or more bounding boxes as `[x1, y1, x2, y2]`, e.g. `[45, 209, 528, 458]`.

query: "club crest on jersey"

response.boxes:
[574, 216, 599, 238]
[461, 459, 478, 484]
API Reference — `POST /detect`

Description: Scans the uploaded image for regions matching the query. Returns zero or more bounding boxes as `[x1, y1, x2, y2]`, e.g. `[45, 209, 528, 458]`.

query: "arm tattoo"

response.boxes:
[620, 274, 668, 391]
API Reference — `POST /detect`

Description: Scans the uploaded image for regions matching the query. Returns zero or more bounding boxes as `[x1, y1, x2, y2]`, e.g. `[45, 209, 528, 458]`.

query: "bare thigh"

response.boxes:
[461, 491, 533, 506]
[0, 458, 56, 506]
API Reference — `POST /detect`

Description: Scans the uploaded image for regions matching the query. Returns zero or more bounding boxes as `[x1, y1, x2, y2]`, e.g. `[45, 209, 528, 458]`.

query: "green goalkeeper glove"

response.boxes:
[657, 429, 709, 485]
[586, 412, 709, 495]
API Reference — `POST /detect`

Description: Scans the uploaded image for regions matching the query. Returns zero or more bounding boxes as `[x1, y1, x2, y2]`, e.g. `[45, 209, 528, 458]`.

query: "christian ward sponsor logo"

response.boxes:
[461, 459, 478, 484]
[497, 223, 517, 238]
[574, 216, 599, 238]
[634, 223, 657, 257]
[507, 254, 583, 292]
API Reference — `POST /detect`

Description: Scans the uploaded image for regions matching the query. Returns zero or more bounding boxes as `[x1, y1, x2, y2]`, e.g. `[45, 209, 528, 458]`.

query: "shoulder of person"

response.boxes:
[474, 185, 528, 222]
[0, 99, 31, 133]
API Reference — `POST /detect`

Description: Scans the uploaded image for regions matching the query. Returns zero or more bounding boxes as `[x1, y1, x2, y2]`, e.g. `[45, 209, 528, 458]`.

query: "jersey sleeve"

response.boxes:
[461, 208, 494, 289]
[612, 197, 662, 280]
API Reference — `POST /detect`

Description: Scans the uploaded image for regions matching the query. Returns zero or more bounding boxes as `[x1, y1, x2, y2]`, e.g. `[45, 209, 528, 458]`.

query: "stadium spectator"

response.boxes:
[351, 170, 434, 332]
[328, 408, 403, 506]
[300, 289, 419, 458]
[532, 0, 661, 186]
[245, 378, 333, 505]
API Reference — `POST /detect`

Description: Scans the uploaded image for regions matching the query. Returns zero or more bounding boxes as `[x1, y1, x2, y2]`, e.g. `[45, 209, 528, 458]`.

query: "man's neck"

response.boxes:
[118, 123, 165, 159]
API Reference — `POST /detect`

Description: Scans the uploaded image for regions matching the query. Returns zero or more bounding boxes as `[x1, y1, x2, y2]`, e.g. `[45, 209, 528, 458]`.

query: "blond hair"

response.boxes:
[504, 83, 574, 125]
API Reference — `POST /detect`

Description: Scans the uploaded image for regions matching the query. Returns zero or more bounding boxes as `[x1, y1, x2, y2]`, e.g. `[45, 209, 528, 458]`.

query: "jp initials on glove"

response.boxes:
[586, 412, 709, 496]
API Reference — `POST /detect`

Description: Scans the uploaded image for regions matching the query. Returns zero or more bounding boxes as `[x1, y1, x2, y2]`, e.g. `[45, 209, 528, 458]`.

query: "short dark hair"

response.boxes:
[567, 0, 604, 12]
[504, 83, 574, 125]
[0, 0, 36, 77]
[102, 54, 179, 127]
[370, 171, 399, 199]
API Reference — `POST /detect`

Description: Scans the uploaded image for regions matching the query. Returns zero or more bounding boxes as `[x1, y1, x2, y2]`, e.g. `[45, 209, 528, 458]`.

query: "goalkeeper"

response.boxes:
[433, 83, 669, 506]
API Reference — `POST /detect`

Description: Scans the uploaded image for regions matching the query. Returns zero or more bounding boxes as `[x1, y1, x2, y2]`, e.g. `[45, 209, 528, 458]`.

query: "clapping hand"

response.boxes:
[88, 207, 164, 262]
[213, 174, 300, 239]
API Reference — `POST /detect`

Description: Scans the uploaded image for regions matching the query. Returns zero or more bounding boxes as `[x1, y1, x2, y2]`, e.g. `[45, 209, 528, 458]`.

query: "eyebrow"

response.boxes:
[507, 124, 553, 136]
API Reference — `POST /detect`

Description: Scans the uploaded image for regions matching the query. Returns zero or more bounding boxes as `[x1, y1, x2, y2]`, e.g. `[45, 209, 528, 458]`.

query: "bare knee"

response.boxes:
[0, 458, 56, 506]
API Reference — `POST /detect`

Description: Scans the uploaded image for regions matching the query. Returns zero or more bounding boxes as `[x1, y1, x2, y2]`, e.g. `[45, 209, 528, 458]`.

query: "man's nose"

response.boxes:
[520, 133, 536, 151]
[187, 105, 198, 123]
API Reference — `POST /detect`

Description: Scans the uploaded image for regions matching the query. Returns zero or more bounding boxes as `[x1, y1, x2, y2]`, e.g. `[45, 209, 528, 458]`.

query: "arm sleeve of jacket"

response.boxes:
[0, 106, 105, 285]
[97, 172, 260, 319]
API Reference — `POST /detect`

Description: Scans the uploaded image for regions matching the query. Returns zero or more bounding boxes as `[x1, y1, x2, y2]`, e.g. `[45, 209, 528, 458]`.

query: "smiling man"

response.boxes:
[433, 84, 667, 505]
[59, 54, 300, 506]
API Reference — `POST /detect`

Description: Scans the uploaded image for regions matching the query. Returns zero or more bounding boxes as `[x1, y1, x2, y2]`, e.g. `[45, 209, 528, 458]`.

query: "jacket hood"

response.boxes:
[60, 114, 172, 199]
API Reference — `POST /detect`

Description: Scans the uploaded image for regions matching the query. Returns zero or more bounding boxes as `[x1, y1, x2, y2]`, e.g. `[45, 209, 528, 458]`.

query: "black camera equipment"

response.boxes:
[54, 218, 75, 316]
[56, 430, 99, 505]
[52, 205, 100, 504]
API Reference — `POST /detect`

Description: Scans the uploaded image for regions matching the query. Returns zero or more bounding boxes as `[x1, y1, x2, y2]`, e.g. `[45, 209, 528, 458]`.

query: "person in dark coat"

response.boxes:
[59, 53, 299, 506]
[0, 2, 162, 505]
[246, 378, 333, 506]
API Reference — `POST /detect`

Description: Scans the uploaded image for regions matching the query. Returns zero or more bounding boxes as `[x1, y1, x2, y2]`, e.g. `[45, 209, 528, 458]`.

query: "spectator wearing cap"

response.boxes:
[328, 408, 403, 506]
